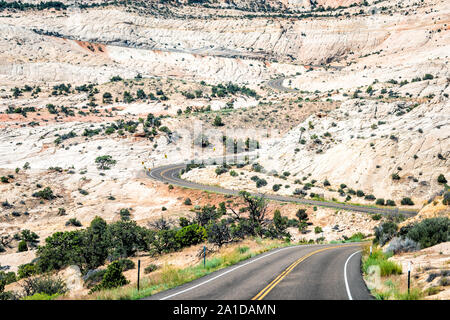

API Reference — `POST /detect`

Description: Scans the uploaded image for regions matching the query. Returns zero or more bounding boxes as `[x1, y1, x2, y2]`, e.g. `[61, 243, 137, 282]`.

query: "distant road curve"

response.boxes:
[146, 158, 418, 217]
[265, 65, 345, 92]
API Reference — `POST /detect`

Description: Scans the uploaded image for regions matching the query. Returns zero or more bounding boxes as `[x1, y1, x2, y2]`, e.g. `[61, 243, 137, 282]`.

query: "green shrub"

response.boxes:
[65, 218, 82, 227]
[83, 270, 107, 289]
[0, 271, 16, 286]
[144, 264, 158, 274]
[372, 213, 382, 221]
[151, 229, 180, 255]
[18, 240, 28, 252]
[18, 263, 37, 279]
[95, 155, 116, 170]
[207, 220, 231, 247]
[119, 208, 131, 221]
[406, 217, 449, 249]
[296, 209, 308, 221]
[21, 276, 67, 297]
[184, 198, 192, 205]
[116, 259, 135, 271]
[348, 232, 365, 242]
[213, 115, 224, 126]
[443, 192, 450, 205]
[36, 231, 85, 273]
[255, 178, 267, 188]
[374, 221, 398, 246]
[437, 174, 447, 184]
[365, 194, 376, 201]
[175, 224, 206, 248]
[401, 197, 414, 205]
[91, 261, 129, 292]
[32, 187, 55, 200]
[376, 198, 385, 206]
[314, 226, 323, 234]
[386, 200, 396, 206]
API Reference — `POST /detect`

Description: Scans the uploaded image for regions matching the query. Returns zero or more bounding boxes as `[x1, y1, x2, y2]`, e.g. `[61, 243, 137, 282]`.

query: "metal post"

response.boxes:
[137, 259, 141, 291]
[370, 245, 372, 257]
[203, 246, 206, 268]
[407, 261, 411, 295]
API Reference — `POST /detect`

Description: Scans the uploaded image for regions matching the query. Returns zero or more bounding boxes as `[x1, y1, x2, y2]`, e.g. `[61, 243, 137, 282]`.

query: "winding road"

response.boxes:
[144, 243, 373, 300]
[147, 161, 418, 217]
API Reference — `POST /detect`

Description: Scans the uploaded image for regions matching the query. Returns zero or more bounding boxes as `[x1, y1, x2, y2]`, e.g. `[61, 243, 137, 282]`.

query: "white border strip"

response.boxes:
[344, 250, 361, 300]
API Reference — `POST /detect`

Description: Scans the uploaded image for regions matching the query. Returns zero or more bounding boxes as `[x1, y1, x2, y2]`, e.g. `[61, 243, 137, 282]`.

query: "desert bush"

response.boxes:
[376, 198, 385, 206]
[0, 271, 16, 290]
[296, 209, 308, 222]
[213, 115, 224, 126]
[195, 205, 221, 227]
[256, 178, 267, 188]
[36, 231, 85, 273]
[107, 220, 151, 260]
[175, 224, 207, 248]
[115, 259, 135, 271]
[65, 218, 82, 227]
[21, 276, 67, 297]
[83, 269, 107, 289]
[384, 237, 419, 254]
[119, 208, 131, 221]
[91, 261, 129, 292]
[437, 174, 447, 184]
[32, 187, 55, 200]
[374, 221, 398, 246]
[272, 184, 281, 192]
[400, 197, 414, 205]
[17, 263, 37, 279]
[372, 213, 382, 221]
[215, 166, 228, 175]
[18, 240, 28, 252]
[184, 198, 192, 205]
[272, 210, 289, 237]
[386, 200, 396, 206]
[406, 217, 449, 249]
[444, 191, 450, 205]
[207, 220, 231, 247]
[95, 155, 116, 170]
[150, 229, 179, 255]
[144, 264, 158, 274]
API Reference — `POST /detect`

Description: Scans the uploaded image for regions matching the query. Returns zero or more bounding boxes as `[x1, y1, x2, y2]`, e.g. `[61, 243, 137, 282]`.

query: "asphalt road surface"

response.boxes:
[145, 243, 373, 300]
[147, 162, 418, 217]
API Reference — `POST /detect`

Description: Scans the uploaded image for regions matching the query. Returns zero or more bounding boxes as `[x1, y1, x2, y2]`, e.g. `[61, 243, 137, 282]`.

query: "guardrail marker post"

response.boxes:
[137, 259, 141, 291]
[407, 261, 411, 295]
[203, 246, 206, 268]
[370, 245, 372, 257]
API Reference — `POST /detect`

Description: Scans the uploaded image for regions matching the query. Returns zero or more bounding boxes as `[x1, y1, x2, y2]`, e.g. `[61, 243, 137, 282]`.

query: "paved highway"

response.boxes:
[145, 243, 373, 300]
[147, 162, 418, 217]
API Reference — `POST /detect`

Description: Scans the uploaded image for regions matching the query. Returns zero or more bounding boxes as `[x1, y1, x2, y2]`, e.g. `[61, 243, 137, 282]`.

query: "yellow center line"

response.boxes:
[252, 244, 360, 300]
[159, 165, 186, 183]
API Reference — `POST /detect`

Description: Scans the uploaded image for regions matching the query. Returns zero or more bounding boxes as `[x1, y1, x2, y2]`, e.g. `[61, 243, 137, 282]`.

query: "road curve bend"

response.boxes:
[146, 162, 418, 217]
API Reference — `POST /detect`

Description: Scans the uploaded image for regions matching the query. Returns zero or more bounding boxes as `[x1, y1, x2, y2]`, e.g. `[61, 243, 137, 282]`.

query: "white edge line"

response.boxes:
[344, 250, 361, 300]
[159, 245, 303, 300]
